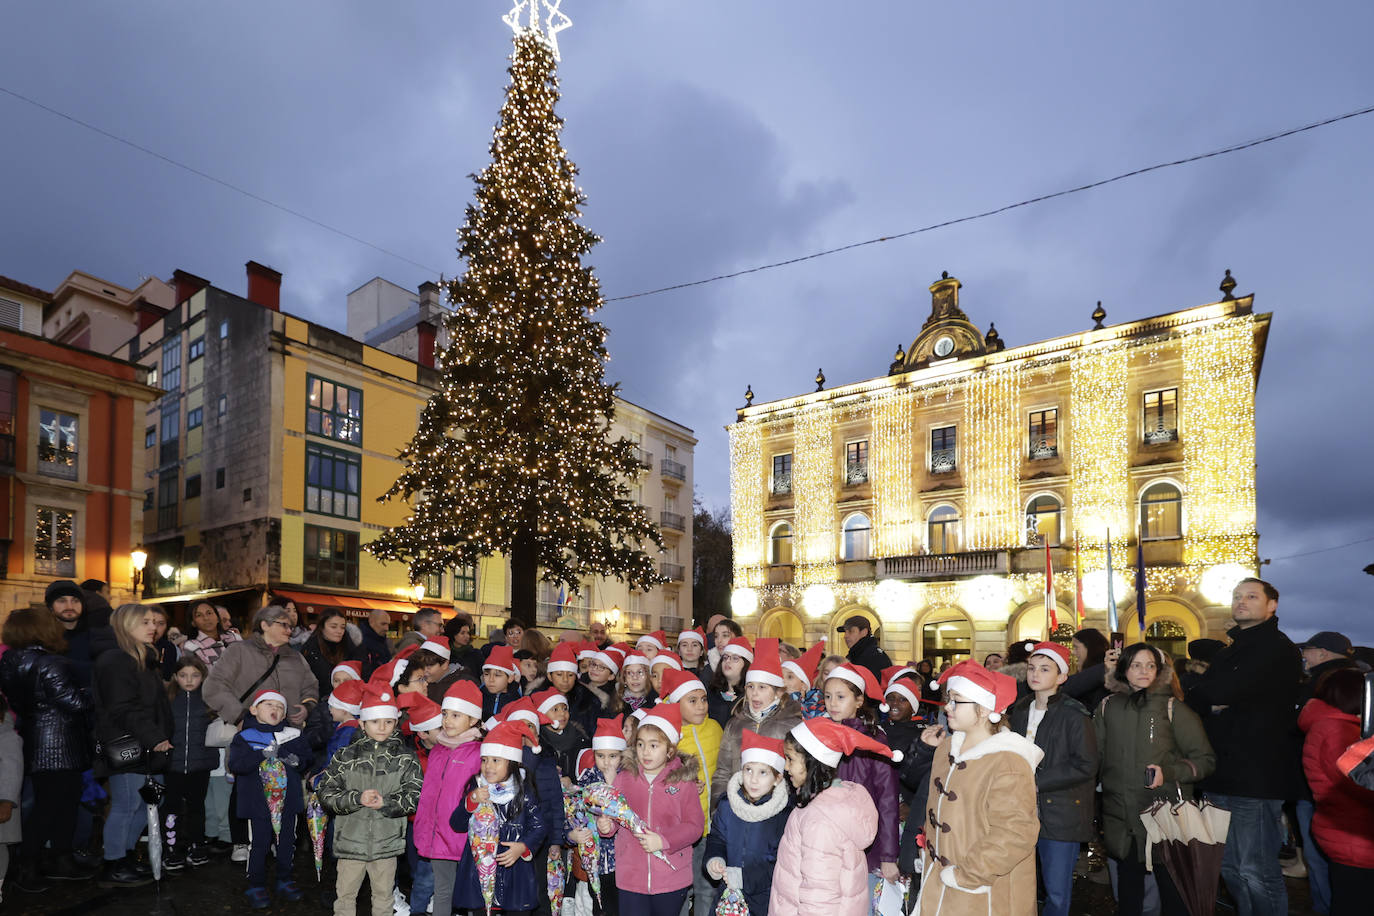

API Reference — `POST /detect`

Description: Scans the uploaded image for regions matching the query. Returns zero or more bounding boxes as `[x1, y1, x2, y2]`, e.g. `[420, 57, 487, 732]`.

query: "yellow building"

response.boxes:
[728, 270, 1269, 665]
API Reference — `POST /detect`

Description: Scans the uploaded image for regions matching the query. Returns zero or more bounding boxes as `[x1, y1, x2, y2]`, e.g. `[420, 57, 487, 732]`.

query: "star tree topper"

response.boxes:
[503, 0, 572, 60]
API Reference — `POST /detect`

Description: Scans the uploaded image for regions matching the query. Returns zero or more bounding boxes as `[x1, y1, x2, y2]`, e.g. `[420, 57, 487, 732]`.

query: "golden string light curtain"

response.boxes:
[963, 367, 1023, 549]
[871, 387, 916, 557]
[728, 421, 765, 587]
[1069, 342, 1131, 572]
[791, 404, 837, 586]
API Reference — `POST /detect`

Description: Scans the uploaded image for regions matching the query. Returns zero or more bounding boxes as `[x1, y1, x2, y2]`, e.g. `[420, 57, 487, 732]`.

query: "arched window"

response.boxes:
[1025, 494, 1062, 547]
[1139, 481, 1182, 540]
[927, 505, 960, 555]
[769, 521, 793, 565]
[841, 513, 872, 560]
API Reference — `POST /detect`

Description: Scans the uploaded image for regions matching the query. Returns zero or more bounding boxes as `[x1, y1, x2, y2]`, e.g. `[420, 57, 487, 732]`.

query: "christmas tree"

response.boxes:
[367, 6, 663, 626]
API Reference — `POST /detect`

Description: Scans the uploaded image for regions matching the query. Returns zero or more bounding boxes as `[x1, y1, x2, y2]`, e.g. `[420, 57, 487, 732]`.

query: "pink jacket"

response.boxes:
[603, 756, 704, 894]
[413, 741, 481, 860]
[769, 780, 878, 916]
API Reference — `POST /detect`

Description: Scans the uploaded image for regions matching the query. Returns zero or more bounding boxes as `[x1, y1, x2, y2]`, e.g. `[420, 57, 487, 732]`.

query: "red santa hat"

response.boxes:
[745, 637, 784, 688]
[575, 641, 600, 661]
[419, 639, 451, 661]
[546, 642, 579, 675]
[883, 676, 923, 714]
[398, 692, 443, 733]
[826, 662, 885, 705]
[368, 656, 405, 689]
[740, 728, 786, 773]
[483, 644, 519, 678]
[881, 666, 918, 690]
[620, 651, 650, 670]
[782, 642, 825, 687]
[591, 646, 624, 675]
[592, 715, 628, 751]
[531, 687, 569, 718]
[936, 659, 1019, 722]
[501, 697, 552, 732]
[649, 650, 683, 671]
[721, 636, 754, 663]
[636, 630, 668, 652]
[359, 685, 401, 722]
[481, 720, 536, 763]
[660, 667, 706, 703]
[249, 688, 286, 710]
[676, 626, 706, 647]
[639, 701, 683, 744]
[441, 680, 483, 720]
[328, 679, 365, 716]
[1029, 641, 1071, 675]
[330, 660, 363, 682]
[789, 717, 904, 769]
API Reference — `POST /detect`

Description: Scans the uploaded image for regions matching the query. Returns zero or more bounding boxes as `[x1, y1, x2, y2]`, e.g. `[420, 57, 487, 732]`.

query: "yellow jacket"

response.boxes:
[678, 717, 723, 836]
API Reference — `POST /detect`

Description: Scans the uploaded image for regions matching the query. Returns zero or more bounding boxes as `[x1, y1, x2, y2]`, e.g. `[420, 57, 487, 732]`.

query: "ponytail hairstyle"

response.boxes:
[783, 733, 837, 808]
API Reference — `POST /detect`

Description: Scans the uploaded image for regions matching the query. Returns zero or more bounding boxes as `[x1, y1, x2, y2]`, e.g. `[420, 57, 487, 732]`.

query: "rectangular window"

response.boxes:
[305, 443, 361, 520]
[161, 336, 181, 392]
[218, 394, 227, 417]
[771, 453, 792, 495]
[143, 489, 153, 511]
[0, 369, 15, 469]
[188, 336, 205, 361]
[216, 467, 225, 489]
[1028, 409, 1058, 459]
[147, 366, 158, 388]
[187, 407, 203, 430]
[303, 524, 360, 588]
[422, 572, 443, 599]
[845, 439, 869, 485]
[454, 564, 477, 602]
[34, 506, 75, 576]
[219, 319, 229, 340]
[931, 425, 957, 473]
[159, 406, 179, 466]
[306, 375, 363, 445]
[185, 474, 201, 499]
[160, 408, 179, 442]
[157, 475, 178, 530]
[37, 409, 79, 480]
[145, 426, 156, 448]
[1143, 388, 1178, 444]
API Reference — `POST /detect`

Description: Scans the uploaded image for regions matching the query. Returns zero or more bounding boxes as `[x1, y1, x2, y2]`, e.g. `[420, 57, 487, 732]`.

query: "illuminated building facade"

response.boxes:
[728, 271, 1269, 665]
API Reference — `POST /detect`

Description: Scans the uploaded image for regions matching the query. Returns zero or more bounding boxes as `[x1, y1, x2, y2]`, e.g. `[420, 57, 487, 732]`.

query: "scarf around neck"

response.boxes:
[479, 773, 519, 805]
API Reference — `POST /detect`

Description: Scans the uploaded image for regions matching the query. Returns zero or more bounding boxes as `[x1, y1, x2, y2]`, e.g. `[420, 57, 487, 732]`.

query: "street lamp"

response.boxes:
[157, 562, 175, 580]
[130, 547, 147, 594]
[411, 583, 427, 606]
[604, 604, 622, 630]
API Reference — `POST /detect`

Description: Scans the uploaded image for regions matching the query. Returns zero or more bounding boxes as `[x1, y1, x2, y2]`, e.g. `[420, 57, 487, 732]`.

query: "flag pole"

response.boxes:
[1105, 529, 1118, 634]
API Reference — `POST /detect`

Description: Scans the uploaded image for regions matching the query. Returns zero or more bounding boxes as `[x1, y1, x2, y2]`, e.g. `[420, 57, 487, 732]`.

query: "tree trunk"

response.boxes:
[508, 533, 538, 629]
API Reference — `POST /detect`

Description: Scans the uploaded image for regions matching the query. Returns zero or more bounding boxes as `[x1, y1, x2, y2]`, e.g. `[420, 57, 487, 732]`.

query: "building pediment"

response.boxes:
[890, 273, 991, 373]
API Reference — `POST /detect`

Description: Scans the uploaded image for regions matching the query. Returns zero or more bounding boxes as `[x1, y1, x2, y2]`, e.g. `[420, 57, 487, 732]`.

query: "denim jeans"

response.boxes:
[1206, 793, 1288, 916]
[406, 828, 433, 912]
[1296, 799, 1331, 914]
[103, 772, 161, 861]
[1036, 838, 1079, 916]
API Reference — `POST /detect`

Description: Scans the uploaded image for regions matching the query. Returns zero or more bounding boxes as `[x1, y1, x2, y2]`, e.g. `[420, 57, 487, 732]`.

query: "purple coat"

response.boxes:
[834, 716, 899, 871]
[413, 741, 481, 860]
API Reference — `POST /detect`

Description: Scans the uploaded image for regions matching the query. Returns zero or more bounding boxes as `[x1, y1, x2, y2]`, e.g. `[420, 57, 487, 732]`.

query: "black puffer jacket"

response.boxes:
[846, 634, 893, 683]
[1008, 692, 1099, 842]
[92, 646, 173, 776]
[168, 686, 220, 773]
[0, 645, 92, 772]
[299, 632, 362, 699]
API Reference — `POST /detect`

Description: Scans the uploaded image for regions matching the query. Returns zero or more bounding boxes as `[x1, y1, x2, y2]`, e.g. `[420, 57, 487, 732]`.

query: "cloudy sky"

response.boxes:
[3, 2, 1372, 643]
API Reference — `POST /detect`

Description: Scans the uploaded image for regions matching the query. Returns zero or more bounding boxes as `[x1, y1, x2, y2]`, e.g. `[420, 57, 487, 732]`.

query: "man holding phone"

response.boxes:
[1185, 577, 1302, 916]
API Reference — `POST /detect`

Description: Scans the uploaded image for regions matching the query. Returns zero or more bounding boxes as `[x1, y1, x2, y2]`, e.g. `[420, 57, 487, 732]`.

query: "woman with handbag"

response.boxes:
[1096, 643, 1215, 916]
[92, 604, 173, 889]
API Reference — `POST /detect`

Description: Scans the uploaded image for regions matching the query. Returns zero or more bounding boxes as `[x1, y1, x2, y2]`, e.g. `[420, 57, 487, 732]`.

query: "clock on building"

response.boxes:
[933, 336, 955, 358]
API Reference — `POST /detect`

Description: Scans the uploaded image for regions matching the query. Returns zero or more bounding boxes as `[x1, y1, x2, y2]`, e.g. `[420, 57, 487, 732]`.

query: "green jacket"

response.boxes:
[317, 732, 423, 860]
[1094, 663, 1215, 861]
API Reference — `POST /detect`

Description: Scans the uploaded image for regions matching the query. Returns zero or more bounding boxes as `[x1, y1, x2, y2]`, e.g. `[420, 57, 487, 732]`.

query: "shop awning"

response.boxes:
[139, 587, 262, 606]
[273, 589, 447, 617]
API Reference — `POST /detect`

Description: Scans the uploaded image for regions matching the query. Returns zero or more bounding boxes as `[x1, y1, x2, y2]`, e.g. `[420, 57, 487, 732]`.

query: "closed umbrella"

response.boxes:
[1139, 796, 1231, 916]
[138, 777, 166, 882]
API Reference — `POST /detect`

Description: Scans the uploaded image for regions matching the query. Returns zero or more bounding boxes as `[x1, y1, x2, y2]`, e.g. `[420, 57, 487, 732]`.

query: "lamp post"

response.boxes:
[411, 583, 427, 606]
[130, 547, 147, 596]
[604, 603, 622, 633]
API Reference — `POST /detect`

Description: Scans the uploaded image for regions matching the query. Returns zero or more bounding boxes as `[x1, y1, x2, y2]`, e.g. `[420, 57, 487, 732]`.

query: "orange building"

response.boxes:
[0, 292, 160, 614]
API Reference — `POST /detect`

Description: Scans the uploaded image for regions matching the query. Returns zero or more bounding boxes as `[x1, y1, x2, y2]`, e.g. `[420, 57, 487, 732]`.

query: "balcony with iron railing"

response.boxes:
[930, 449, 956, 474]
[661, 562, 685, 581]
[770, 471, 792, 495]
[536, 602, 590, 627]
[844, 460, 869, 486]
[661, 458, 686, 482]
[1143, 425, 1179, 445]
[632, 446, 654, 469]
[660, 510, 685, 532]
[626, 611, 651, 630]
[659, 616, 684, 633]
[1029, 439, 1058, 460]
[877, 550, 1007, 580]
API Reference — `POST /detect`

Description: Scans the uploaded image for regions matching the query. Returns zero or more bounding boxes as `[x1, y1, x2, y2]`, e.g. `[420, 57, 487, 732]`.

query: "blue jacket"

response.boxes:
[450, 773, 548, 912]
[323, 722, 359, 772]
[228, 715, 313, 821]
[704, 771, 793, 915]
[523, 744, 567, 847]
[480, 684, 521, 721]
[169, 687, 219, 773]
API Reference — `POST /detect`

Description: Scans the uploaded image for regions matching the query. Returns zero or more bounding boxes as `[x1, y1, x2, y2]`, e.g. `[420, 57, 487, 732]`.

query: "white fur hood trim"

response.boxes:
[725, 770, 790, 822]
[948, 729, 1044, 772]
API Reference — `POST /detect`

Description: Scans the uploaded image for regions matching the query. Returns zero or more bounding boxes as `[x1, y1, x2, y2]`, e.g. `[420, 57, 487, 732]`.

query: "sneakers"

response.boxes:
[244, 886, 271, 909]
[393, 886, 411, 916]
[12, 866, 51, 894]
[163, 851, 186, 872]
[186, 844, 211, 867]
[231, 843, 250, 863]
[42, 852, 97, 881]
[277, 879, 304, 902]
[97, 857, 153, 889]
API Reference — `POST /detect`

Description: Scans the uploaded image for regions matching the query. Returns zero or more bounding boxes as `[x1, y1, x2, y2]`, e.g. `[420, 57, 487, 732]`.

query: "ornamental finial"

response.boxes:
[504, 0, 573, 60]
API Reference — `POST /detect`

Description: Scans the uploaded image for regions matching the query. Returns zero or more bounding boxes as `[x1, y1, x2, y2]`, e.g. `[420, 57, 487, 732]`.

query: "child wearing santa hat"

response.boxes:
[594, 702, 704, 916]
[662, 666, 724, 915]
[546, 641, 607, 738]
[770, 718, 895, 916]
[782, 641, 827, 719]
[706, 636, 753, 727]
[531, 686, 590, 782]
[413, 681, 483, 916]
[480, 644, 523, 721]
[911, 660, 1042, 916]
[570, 716, 628, 915]
[675, 627, 707, 674]
[710, 638, 804, 808]
[615, 650, 657, 717]
[227, 689, 315, 908]
[1004, 642, 1099, 916]
[450, 721, 549, 914]
[704, 729, 795, 916]
[317, 685, 424, 916]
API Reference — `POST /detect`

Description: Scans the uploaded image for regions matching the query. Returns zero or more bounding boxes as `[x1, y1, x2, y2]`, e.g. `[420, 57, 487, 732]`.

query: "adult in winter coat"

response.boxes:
[1098, 644, 1215, 916]
[298, 609, 362, 700]
[837, 615, 892, 684]
[179, 600, 242, 669]
[1060, 627, 1110, 710]
[203, 605, 319, 728]
[0, 608, 93, 883]
[93, 604, 175, 888]
[1184, 578, 1300, 916]
[1299, 668, 1374, 916]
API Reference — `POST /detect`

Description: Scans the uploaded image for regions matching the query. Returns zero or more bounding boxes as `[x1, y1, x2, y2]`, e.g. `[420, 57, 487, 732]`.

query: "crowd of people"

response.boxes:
[0, 576, 1371, 916]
